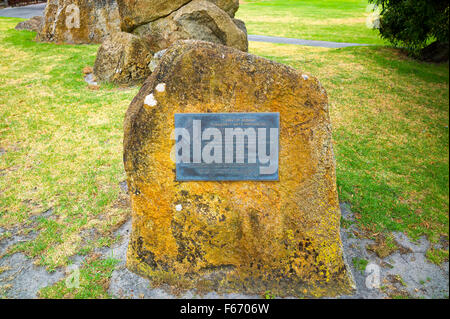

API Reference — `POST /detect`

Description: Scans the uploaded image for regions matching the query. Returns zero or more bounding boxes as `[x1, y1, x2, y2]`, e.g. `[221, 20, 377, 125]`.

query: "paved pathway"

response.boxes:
[0, 3, 45, 19]
[0, 3, 370, 49]
[248, 34, 369, 48]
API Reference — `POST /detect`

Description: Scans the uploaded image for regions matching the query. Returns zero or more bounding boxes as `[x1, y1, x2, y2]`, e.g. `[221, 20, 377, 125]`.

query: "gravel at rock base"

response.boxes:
[1, 202, 448, 299]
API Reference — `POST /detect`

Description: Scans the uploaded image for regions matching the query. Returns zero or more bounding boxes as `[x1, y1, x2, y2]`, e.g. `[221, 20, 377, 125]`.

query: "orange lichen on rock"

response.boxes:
[123, 40, 354, 297]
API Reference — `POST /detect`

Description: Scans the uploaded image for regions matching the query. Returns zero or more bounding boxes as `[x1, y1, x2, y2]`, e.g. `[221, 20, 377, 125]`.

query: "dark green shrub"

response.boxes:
[369, 0, 449, 57]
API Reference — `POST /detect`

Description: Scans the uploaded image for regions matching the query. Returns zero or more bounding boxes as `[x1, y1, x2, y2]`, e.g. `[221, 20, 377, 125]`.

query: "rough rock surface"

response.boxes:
[94, 32, 153, 85]
[338, 203, 449, 299]
[148, 49, 167, 72]
[132, 0, 248, 52]
[36, 0, 121, 44]
[123, 40, 354, 297]
[15, 16, 43, 32]
[117, 0, 239, 31]
[117, 0, 191, 32]
[232, 18, 247, 35]
[208, 0, 239, 17]
[2, 203, 447, 298]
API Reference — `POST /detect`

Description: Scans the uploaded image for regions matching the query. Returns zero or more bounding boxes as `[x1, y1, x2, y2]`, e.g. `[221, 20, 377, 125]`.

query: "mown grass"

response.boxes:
[0, 17, 134, 274]
[237, 0, 387, 44]
[249, 41, 449, 244]
[0, 3, 448, 297]
[352, 257, 368, 274]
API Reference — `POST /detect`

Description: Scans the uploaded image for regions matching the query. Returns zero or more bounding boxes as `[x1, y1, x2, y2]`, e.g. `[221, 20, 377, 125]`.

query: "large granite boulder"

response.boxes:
[36, 0, 121, 44]
[123, 40, 354, 297]
[232, 18, 247, 35]
[116, 0, 191, 32]
[94, 32, 153, 85]
[15, 16, 43, 32]
[207, 0, 239, 17]
[117, 0, 239, 31]
[132, 0, 248, 52]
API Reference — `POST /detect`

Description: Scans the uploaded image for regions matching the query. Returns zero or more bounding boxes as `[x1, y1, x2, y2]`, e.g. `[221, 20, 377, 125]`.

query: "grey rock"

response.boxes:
[1, 202, 447, 299]
[84, 73, 98, 86]
[148, 49, 167, 72]
[94, 32, 153, 85]
[0, 253, 64, 298]
[337, 203, 449, 299]
[117, 0, 239, 31]
[208, 0, 239, 17]
[133, 0, 248, 53]
[14, 16, 43, 32]
[36, 0, 121, 44]
[106, 219, 261, 299]
[232, 18, 247, 35]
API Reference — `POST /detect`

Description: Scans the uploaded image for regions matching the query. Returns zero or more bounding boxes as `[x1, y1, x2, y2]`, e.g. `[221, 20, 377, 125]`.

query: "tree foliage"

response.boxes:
[369, 0, 449, 52]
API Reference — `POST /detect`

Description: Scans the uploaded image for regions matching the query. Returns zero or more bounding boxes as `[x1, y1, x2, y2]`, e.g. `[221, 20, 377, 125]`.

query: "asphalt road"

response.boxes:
[0, 3, 369, 48]
[0, 3, 46, 19]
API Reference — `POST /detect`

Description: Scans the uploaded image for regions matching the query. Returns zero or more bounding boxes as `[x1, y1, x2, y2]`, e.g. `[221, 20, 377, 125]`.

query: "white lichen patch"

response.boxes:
[175, 204, 182, 211]
[144, 93, 157, 107]
[155, 83, 166, 93]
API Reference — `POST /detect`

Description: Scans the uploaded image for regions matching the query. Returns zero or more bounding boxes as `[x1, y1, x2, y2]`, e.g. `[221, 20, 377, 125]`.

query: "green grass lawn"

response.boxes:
[0, 17, 134, 271]
[248, 41, 448, 244]
[237, 0, 388, 44]
[0, 2, 448, 298]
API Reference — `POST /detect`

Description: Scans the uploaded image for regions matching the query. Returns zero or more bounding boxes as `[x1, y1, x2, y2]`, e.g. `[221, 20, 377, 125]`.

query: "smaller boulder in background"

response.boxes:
[132, 0, 248, 53]
[15, 16, 43, 33]
[94, 32, 153, 85]
[208, 0, 239, 17]
[148, 49, 167, 72]
[36, 0, 121, 44]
